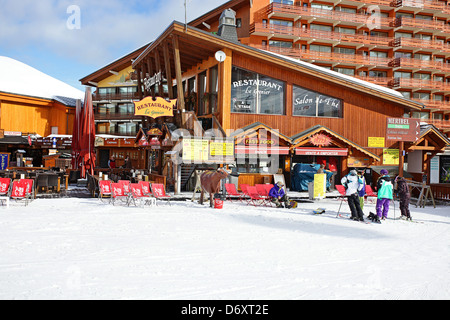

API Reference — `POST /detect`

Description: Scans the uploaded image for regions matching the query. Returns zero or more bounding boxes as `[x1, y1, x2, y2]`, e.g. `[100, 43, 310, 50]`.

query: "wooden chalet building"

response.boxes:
[129, 16, 449, 191]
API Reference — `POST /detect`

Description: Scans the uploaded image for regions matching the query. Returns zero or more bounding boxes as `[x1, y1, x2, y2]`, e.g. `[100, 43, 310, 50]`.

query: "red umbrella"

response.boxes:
[78, 87, 96, 178]
[71, 99, 82, 170]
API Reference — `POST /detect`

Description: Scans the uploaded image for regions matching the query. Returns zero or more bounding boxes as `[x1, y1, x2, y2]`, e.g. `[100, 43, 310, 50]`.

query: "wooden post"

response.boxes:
[154, 49, 164, 97]
[163, 41, 174, 99]
[136, 65, 143, 100]
[217, 48, 232, 132]
[399, 141, 404, 177]
[172, 35, 186, 117]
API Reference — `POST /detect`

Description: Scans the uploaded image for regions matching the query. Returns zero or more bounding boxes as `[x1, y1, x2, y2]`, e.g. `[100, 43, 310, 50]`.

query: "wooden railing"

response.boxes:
[390, 37, 450, 53]
[391, 0, 450, 14]
[389, 78, 450, 91]
[392, 16, 450, 33]
[93, 92, 140, 101]
[389, 57, 450, 73]
[430, 184, 450, 201]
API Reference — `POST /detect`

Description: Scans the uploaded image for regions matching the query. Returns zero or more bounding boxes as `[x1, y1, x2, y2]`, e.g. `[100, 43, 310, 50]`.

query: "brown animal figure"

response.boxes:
[200, 168, 229, 207]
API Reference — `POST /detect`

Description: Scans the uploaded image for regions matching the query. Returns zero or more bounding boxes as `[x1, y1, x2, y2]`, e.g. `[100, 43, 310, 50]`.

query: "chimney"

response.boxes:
[217, 9, 238, 42]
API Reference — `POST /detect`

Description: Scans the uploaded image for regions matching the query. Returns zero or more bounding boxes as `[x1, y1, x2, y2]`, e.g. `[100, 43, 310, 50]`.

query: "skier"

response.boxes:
[358, 169, 366, 210]
[269, 181, 291, 208]
[341, 169, 365, 221]
[395, 176, 411, 220]
[375, 169, 393, 220]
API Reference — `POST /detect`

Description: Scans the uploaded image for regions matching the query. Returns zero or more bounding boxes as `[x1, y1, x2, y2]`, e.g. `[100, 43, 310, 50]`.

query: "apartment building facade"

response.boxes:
[190, 0, 450, 136]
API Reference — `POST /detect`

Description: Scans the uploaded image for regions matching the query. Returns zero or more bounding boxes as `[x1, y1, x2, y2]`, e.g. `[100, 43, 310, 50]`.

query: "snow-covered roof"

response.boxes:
[0, 56, 84, 102]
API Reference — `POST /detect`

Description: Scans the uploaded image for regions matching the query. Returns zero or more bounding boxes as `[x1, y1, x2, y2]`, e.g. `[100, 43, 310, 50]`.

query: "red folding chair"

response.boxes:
[0, 178, 12, 196]
[111, 182, 129, 205]
[119, 180, 131, 196]
[129, 183, 156, 207]
[245, 186, 267, 206]
[225, 183, 245, 202]
[151, 183, 171, 205]
[255, 184, 273, 206]
[264, 184, 274, 194]
[98, 180, 112, 203]
[139, 181, 152, 197]
[239, 184, 250, 195]
[335, 185, 347, 201]
[10, 179, 33, 206]
[365, 185, 377, 203]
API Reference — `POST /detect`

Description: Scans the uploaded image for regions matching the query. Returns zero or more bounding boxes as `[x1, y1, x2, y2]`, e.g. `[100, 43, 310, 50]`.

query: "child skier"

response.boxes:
[376, 169, 393, 220]
[395, 176, 411, 220]
[341, 169, 365, 221]
[358, 169, 366, 210]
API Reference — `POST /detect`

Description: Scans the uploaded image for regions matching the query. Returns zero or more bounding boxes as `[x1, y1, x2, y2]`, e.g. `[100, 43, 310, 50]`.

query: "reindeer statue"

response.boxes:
[200, 168, 229, 207]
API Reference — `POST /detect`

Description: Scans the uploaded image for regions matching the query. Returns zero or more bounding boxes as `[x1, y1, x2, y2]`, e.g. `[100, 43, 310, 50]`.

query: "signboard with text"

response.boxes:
[386, 118, 420, 141]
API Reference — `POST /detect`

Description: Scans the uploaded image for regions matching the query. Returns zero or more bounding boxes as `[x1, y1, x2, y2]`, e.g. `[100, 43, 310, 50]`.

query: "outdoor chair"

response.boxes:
[365, 185, 377, 203]
[264, 184, 274, 194]
[245, 186, 267, 206]
[225, 183, 245, 202]
[111, 182, 129, 205]
[138, 181, 152, 197]
[36, 174, 49, 193]
[335, 185, 347, 201]
[150, 183, 171, 205]
[129, 183, 156, 207]
[239, 184, 250, 195]
[0, 177, 12, 196]
[10, 179, 34, 206]
[255, 184, 273, 206]
[47, 174, 59, 193]
[98, 180, 112, 203]
[119, 180, 131, 196]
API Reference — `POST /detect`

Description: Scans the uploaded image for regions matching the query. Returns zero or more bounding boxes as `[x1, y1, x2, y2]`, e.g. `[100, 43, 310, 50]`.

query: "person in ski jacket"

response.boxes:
[269, 181, 291, 208]
[375, 169, 393, 219]
[358, 169, 366, 210]
[395, 176, 411, 220]
[341, 169, 365, 221]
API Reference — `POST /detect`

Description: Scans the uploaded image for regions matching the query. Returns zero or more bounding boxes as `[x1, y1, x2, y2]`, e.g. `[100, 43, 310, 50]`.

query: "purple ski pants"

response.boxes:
[376, 198, 390, 218]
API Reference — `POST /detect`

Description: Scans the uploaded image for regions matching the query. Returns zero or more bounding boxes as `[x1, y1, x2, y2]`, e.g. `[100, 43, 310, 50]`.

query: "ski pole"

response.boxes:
[336, 196, 344, 218]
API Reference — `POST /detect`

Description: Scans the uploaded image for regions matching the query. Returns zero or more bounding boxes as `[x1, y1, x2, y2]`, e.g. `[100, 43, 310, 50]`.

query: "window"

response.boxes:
[395, 52, 412, 58]
[271, 0, 294, 4]
[414, 34, 432, 40]
[270, 19, 293, 27]
[231, 66, 285, 115]
[269, 40, 293, 48]
[370, 31, 388, 37]
[293, 84, 342, 118]
[198, 71, 207, 116]
[335, 47, 355, 54]
[412, 112, 429, 119]
[415, 53, 432, 61]
[208, 65, 219, 114]
[335, 6, 356, 13]
[311, 3, 333, 10]
[394, 71, 412, 78]
[396, 12, 413, 19]
[310, 24, 333, 31]
[395, 32, 413, 38]
[236, 18, 242, 28]
[98, 87, 115, 95]
[310, 44, 332, 52]
[335, 27, 356, 34]
[369, 71, 387, 78]
[413, 73, 431, 80]
[370, 51, 388, 58]
[334, 67, 355, 76]
[413, 92, 430, 100]
[400, 91, 411, 99]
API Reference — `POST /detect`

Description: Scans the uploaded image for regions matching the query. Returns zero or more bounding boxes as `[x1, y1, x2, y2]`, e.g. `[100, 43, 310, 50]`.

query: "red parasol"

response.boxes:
[71, 99, 82, 170]
[78, 87, 96, 178]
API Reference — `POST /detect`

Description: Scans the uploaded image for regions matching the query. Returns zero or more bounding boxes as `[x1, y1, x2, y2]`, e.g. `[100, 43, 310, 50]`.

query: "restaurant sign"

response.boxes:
[134, 97, 176, 119]
[295, 147, 348, 156]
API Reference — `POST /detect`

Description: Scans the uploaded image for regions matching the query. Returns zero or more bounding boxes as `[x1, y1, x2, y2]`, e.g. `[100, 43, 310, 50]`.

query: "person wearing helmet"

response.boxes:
[269, 181, 291, 208]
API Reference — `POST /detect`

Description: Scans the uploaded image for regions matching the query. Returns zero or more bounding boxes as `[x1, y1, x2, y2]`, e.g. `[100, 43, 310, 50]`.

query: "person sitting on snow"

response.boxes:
[269, 182, 291, 208]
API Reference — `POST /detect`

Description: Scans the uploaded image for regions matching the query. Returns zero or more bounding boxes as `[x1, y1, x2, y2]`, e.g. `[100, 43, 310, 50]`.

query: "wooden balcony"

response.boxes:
[253, 45, 391, 67]
[420, 119, 450, 132]
[392, 17, 450, 34]
[250, 23, 391, 47]
[411, 99, 450, 111]
[93, 92, 140, 102]
[389, 57, 450, 73]
[94, 112, 143, 121]
[262, 3, 393, 28]
[389, 78, 450, 92]
[389, 37, 450, 54]
[391, 0, 450, 15]
[354, 76, 391, 86]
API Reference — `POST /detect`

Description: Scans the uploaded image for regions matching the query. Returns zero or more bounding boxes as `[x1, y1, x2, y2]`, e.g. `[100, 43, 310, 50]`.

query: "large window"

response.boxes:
[293, 84, 342, 118]
[231, 67, 285, 115]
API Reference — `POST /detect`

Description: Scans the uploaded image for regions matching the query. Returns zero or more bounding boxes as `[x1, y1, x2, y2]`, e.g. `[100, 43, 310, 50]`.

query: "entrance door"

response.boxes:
[99, 149, 110, 168]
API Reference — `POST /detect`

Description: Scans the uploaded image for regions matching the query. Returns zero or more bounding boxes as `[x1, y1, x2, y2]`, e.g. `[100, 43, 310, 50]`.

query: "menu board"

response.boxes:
[182, 139, 235, 163]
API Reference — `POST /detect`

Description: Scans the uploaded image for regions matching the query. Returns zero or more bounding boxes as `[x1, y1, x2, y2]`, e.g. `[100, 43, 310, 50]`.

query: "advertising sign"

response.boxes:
[134, 97, 176, 119]
[182, 139, 234, 163]
[0, 153, 10, 170]
[383, 149, 400, 165]
[368, 137, 385, 148]
[313, 173, 326, 199]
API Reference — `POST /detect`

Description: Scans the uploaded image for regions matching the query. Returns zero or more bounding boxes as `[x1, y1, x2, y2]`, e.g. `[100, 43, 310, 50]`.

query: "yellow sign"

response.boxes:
[368, 137, 385, 148]
[209, 142, 234, 157]
[182, 139, 209, 162]
[383, 149, 399, 165]
[313, 173, 326, 199]
[134, 97, 176, 119]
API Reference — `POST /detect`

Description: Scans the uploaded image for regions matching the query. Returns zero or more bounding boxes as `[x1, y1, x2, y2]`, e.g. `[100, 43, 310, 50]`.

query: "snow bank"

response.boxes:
[0, 195, 449, 300]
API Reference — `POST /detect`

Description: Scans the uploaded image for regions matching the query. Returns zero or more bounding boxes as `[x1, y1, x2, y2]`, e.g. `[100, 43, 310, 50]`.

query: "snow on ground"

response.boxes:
[0, 193, 449, 300]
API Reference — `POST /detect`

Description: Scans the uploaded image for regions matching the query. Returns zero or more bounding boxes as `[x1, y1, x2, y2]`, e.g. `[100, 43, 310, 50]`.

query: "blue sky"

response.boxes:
[0, 0, 227, 91]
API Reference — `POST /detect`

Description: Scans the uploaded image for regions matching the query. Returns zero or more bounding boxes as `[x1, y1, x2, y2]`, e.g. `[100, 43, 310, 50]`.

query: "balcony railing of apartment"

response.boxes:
[93, 92, 140, 101]
[389, 78, 450, 91]
[254, 45, 391, 67]
[389, 37, 450, 53]
[420, 119, 450, 131]
[392, 17, 450, 34]
[354, 76, 391, 86]
[262, 3, 393, 28]
[94, 112, 143, 121]
[250, 23, 391, 47]
[411, 99, 450, 111]
[391, 0, 450, 15]
[389, 57, 450, 73]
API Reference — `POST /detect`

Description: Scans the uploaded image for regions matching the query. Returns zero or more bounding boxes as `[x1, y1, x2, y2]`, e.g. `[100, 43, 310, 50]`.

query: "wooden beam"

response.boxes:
[163, 41, 174, 99]
[218, 48, 232, 132]
[172, 35, 185, 114]
[154, 49, 164, 97]
[136, 65, 143, 100]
